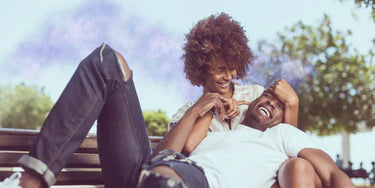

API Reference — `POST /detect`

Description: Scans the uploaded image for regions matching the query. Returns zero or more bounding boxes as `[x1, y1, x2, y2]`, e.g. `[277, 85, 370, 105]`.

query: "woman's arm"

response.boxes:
[154, 107, 200, 156]
[154, 93, 225, 156]
[182, 95, 250, 155]
[266, 79, 299, 127]
[182, 112, 213, 155]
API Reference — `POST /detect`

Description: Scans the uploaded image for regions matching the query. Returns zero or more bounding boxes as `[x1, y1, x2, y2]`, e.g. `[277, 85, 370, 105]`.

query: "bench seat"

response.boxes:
[0, 128, 162, 187]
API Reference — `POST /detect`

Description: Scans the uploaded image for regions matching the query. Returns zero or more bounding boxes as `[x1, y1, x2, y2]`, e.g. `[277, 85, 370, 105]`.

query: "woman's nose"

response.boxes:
[223, 70, 233, 81]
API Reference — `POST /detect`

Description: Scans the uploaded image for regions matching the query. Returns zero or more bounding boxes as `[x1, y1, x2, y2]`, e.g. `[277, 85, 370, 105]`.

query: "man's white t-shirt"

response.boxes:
[188, 124, 319, 188]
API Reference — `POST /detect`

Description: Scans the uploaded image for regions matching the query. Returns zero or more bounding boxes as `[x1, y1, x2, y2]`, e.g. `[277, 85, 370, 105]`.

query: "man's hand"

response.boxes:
[266, 79, 299, 127]
[266, 79, 299, 108]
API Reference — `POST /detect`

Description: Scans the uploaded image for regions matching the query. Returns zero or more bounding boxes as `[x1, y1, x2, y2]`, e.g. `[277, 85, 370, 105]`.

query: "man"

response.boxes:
[1, 44, 354, 188]
[180, 90, 355, 187]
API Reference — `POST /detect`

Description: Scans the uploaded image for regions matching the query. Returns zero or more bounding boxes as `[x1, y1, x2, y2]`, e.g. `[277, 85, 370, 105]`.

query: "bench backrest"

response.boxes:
[0, 128, 162, 186]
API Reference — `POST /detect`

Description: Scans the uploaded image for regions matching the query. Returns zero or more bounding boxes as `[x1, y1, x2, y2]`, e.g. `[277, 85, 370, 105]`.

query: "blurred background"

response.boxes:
[0, 0, 374, 186]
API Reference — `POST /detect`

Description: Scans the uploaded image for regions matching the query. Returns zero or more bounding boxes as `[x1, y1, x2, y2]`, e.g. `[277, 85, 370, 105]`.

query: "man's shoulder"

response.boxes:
[269, 123, 305, 134]
[272, 123, 293, 129]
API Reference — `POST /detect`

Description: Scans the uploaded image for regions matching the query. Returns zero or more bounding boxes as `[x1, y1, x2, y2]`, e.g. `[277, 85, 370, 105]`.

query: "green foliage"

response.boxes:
[143, 109, 169, 136]
[0, 84, 53, 130]
[249, 15, 375, 135]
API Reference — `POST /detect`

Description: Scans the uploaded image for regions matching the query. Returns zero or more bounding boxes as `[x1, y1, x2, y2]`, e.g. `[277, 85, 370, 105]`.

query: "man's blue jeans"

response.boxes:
[18, 44, 153, 187]
[18, 44, 208, 188]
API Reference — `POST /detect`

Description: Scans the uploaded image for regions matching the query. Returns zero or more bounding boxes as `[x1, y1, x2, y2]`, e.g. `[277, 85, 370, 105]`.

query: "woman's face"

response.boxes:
[203, 56, 237, 97]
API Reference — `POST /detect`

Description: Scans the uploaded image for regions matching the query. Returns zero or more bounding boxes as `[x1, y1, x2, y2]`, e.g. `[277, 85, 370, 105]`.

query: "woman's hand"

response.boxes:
[193, 93, 226, 120]
[182, 93, 226, 155]
[219, 98, 250, 119]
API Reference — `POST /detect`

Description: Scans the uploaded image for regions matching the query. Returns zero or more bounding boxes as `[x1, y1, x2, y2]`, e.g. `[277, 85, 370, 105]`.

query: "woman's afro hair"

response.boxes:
[182, 12, 254, 86]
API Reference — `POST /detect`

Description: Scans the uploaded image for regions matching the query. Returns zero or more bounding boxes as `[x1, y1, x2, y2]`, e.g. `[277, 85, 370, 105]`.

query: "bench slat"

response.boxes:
[0, 128, 161, 152]
[0, 129, 98, 153]
[0, 171, 103, 185]
[0, 152, 100, 168]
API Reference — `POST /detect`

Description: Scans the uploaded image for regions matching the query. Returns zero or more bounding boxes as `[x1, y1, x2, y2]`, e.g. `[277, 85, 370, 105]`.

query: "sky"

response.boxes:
[1, 0, 375, 180]
[1, 0, 374, 116]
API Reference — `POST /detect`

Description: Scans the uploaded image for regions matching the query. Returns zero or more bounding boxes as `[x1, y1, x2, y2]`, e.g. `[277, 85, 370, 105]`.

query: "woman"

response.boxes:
[168, 13, 321, 187]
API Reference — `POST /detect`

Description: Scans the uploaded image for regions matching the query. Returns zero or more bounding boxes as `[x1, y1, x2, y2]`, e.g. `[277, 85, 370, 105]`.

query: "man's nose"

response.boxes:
[267, 100, 277, 109]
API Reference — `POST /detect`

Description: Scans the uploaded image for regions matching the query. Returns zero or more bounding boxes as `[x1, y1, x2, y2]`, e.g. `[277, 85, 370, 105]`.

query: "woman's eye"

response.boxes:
[217, 68, 226, 73]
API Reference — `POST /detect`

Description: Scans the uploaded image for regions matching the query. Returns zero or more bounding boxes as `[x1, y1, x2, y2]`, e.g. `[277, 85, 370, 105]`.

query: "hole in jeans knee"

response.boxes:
[150, 166, 185, 184]
[114, 51, 131, 81]
[138, 168, 185, 188]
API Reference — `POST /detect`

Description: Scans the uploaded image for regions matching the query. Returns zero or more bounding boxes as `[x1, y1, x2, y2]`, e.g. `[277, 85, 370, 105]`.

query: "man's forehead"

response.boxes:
[261, 90, 273, 97]
[261, 90, 283, 103]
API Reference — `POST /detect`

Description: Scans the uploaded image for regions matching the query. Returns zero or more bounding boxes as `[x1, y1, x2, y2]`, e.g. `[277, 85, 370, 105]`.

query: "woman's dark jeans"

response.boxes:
[17, 44, 208, 188]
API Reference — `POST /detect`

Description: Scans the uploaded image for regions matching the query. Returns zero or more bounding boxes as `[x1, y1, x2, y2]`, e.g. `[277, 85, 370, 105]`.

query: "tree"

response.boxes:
[340, 0, 375, 21]
[0, 84, 54, 130]
[143, 109, 169, 136]
[247, 15, 375, 135]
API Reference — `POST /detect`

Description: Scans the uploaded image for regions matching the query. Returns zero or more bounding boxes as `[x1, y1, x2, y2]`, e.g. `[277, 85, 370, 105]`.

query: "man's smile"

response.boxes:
[258, 105, 272, 118]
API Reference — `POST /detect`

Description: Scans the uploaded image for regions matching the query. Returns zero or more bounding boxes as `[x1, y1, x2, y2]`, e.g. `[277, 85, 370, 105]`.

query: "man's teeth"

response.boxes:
[259, 107, 270, 118]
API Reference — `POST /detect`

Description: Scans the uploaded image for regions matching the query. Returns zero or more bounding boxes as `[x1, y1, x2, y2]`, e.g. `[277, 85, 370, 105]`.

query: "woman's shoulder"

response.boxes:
[169, 101, 194, 124]
[233, 83, 265, 102]
[234, 83, 264, 92]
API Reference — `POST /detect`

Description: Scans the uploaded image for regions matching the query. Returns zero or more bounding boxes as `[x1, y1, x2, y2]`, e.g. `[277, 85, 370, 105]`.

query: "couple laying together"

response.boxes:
[0, 13, 354, 188]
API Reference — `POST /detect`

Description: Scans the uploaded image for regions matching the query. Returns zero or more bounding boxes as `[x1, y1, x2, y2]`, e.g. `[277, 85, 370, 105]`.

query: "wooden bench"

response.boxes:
[0, 128, 162, 187]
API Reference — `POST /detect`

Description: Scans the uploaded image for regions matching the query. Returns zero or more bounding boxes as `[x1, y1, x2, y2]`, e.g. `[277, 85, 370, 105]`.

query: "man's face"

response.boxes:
[245, 91, 284, 131]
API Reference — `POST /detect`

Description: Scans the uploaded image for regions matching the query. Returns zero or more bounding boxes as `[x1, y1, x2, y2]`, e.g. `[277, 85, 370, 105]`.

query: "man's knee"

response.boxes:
[278, 158, 321, 188]
[282, 158, 314, 175]
[137, 166, 185, 188]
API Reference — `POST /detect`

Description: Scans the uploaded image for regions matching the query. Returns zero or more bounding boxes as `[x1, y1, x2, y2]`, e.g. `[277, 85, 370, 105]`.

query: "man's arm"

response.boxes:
[298, 148, 355, 188]
[266, 79, 299, 127]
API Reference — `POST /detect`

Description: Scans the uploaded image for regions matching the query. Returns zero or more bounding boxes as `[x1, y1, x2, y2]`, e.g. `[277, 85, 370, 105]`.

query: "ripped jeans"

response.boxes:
[138, 149, 208, 188]
[17, 44, 208, 188]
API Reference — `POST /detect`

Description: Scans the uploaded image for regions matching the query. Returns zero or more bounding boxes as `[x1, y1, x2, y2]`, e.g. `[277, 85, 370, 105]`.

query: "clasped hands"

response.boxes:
[193, 79, 299, 120]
